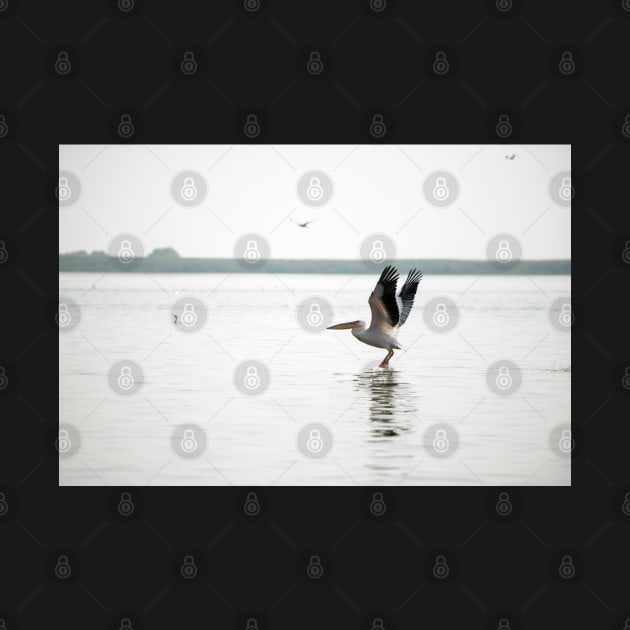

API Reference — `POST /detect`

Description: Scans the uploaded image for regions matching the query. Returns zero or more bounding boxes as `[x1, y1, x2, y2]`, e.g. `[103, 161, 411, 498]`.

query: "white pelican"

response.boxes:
[327, 265, 423, 368]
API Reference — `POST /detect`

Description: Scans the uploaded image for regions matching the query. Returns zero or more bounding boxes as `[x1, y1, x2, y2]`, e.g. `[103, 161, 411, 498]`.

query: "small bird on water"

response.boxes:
[327, 265, 423, 368]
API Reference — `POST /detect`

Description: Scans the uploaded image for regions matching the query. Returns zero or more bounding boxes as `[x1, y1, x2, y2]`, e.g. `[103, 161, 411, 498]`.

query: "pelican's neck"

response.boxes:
[351, 322, 366, 339]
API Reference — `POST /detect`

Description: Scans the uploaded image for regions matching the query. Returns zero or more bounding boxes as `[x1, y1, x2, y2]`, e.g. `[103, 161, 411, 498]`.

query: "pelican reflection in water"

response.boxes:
[355, 364, 417, 438]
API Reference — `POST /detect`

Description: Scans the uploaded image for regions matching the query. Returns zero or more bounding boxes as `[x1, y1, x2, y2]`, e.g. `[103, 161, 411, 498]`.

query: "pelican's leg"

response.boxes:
[379, 349, 394, 369]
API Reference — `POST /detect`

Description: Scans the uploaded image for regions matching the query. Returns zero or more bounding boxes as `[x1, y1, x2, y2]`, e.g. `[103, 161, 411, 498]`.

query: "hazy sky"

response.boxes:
[59, 144, 570, 260]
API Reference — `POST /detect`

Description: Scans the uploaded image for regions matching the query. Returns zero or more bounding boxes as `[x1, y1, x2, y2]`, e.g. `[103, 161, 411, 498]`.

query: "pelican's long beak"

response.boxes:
[327, 321, 360, 330]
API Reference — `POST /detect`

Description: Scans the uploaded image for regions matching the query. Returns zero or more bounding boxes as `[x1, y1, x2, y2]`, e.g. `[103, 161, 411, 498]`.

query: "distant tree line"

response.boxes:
[59, 248, 570, 274]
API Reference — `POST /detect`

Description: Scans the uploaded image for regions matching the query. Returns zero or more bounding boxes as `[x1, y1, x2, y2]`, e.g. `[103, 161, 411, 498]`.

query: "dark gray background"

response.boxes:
[1, 0, 629, 628]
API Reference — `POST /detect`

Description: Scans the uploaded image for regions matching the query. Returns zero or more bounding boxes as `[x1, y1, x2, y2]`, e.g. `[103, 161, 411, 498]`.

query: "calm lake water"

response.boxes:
[59, 272, 571, 486]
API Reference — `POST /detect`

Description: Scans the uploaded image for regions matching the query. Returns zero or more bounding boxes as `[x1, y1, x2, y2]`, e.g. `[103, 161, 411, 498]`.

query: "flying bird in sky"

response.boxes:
[291, 218, 317, 228]
[327, 265, 423, 368]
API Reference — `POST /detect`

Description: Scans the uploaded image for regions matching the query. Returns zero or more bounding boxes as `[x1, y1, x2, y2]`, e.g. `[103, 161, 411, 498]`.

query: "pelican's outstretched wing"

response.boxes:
[397, 268, 423, 327]
[368, 265, 400, 328]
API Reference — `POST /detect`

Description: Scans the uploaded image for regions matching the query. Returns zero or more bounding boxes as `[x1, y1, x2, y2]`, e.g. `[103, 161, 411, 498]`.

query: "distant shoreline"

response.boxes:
[59, 254, 570, 275]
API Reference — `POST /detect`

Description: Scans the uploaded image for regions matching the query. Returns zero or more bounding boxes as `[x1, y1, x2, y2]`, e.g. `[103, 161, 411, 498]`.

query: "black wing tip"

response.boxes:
[379, 264, 400, 282]
[405, 268, 423, 283]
